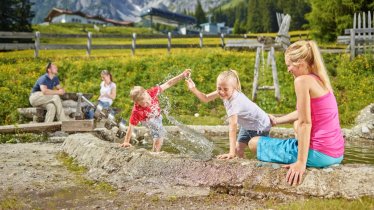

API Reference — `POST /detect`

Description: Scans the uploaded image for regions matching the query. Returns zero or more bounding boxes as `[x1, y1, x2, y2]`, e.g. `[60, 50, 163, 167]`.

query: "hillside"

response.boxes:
[31, 0, 229, 24]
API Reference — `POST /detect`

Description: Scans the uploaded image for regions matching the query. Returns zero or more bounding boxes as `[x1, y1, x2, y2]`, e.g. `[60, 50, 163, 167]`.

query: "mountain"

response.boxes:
[31, 0, 229, 24]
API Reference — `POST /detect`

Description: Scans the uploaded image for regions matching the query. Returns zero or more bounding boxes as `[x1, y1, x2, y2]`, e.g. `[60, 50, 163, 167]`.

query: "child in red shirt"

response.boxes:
[120, 70, 190, 152]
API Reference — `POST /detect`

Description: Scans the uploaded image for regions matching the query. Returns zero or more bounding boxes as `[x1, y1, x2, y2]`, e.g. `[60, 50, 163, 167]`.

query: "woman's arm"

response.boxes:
[269, 110, 298, 126]
[186, 78, 219, 103]
[217, 114, 238, 159]
[284, 77, 312, 185]
[108, 86, 116, 100]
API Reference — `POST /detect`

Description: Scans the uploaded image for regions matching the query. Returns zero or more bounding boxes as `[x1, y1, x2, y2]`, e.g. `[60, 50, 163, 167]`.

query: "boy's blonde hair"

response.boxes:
[130, 86, 146, 102]
[217, 69, 242, 91]
[285, 40, 333, 92]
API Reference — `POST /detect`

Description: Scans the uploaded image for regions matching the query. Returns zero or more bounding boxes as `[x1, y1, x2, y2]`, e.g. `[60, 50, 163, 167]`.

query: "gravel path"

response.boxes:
[0, 142, 264, 209]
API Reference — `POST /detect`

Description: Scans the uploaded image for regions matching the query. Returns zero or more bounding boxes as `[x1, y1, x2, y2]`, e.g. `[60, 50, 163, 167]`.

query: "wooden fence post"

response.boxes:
[270, 47, 280, 101]
[87, 32, 92, 56]
[199, 32, 203, 48]
[131, 33, 136, 56]
[350, 29, 356, 60]
[220, 33, 225, 48]
[252, 47, 261, 101]
[34, 31, 40, 58]
[167, 32, 171, 54]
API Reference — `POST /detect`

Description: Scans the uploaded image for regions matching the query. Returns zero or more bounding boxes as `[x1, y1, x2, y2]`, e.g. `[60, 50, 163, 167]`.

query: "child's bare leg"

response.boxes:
[236, 142, 247, 158]
[152, 138, 163, 152]
[248, 136, 260, 154]
[293, 120, 298, 139]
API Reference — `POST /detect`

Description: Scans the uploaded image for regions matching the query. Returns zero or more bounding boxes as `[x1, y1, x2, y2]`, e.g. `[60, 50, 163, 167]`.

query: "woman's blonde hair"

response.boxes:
[130, 86, 146, 102]
[285, 40, 333, 92]
[217, 69, 242, 91]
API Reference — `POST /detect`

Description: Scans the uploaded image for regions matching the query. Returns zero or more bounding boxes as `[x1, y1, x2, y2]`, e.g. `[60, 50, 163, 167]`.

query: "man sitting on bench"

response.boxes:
[29, 62, 68, 122]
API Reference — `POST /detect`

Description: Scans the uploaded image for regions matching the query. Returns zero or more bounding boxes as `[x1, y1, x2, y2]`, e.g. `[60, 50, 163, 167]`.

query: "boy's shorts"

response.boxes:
[257, 136, 343, 168]
[237, 128, 269, 144]
[142, 115, 166, 139]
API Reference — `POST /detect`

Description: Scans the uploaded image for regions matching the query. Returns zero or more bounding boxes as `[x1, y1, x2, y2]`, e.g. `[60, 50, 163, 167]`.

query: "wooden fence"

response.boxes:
[337, 11, 374, 59]
[1, 31, 310, 57]
[0, 31, 243, 57]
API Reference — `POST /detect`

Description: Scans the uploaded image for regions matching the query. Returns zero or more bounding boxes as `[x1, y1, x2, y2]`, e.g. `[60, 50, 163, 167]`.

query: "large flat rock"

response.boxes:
[62, 133, 374, 199]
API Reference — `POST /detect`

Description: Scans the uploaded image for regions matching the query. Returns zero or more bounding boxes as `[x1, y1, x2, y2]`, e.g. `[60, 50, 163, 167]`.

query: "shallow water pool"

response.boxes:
[136, 135, 374, 165]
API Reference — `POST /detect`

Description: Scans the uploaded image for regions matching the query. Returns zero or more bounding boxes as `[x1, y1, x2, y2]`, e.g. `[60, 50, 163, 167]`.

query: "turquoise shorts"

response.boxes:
[257, 136, 343, 168]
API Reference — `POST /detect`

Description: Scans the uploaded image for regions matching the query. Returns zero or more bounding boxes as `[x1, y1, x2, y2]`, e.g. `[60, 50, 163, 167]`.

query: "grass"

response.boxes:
[0, 133, 48, 144]
[56, 152, 116, 193]
[266, 196, 374, 210]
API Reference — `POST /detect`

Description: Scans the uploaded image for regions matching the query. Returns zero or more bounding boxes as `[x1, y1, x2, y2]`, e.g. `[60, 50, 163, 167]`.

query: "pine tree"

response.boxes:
[194, 0, 207, 27]
[0, 0, 34, 31]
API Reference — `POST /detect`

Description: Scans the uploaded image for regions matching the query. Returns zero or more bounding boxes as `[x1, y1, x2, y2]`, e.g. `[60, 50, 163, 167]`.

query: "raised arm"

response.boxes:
[186, 78, 219, 103]
[160, 69, 190, 92]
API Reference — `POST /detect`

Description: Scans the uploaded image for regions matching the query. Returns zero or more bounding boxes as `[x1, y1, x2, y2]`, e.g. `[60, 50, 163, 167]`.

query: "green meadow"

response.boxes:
[0, 46, 373, 126]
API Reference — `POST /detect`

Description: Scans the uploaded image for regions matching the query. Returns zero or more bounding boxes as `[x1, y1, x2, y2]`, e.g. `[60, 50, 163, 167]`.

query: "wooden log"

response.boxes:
[17, 107, 45, 119]
[61, 120, 94, 132]
[0, 122, 61, 134]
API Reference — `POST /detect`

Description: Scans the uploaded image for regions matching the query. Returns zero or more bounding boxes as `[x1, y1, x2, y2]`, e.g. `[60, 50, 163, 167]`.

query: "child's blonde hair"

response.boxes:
[217, 69, 242, 91]
[285, 40, 333, 92]
[130, 86, 146, 102]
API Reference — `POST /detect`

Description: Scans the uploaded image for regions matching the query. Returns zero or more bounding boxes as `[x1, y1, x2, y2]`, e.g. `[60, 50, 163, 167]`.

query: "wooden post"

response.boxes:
[199, 32, 203, 48]
[131, 33, 136, 56]
[34, 31, 40, 58]
[87, 32, 92, 56]
[220, 33, 225, 48]
[270, 47, 280, 101]
[350, 29, 356, 60]
[252, 47, 261, 101]
[167, 32, 171, 54]
[75, 93, 83, 120]
[369, 11, 372, 39]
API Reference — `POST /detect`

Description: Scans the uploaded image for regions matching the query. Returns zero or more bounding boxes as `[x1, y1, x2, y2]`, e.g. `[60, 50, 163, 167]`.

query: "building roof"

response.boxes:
[44, 8, 133, 26]
[140, 7, 196, 26]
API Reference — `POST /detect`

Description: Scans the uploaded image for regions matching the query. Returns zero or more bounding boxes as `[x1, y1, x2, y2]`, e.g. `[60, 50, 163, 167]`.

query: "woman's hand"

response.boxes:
[283, 161, 306, 186]
[185, 78, 196, 90]
[217, 153, 236, 160]
[268, 114, 277, 126]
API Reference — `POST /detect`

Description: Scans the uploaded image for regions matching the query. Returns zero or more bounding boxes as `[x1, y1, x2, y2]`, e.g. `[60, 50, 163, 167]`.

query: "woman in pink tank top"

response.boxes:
[248, 40, 344, 186]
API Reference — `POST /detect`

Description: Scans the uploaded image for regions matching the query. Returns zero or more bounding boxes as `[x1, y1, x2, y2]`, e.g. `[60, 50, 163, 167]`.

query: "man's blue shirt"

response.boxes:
[31, 73, 60, 93]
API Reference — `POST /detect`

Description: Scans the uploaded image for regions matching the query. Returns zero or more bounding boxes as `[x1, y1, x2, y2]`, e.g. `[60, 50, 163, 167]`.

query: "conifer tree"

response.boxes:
[194, 0, 207, 26]
[0, 0, 34, 31]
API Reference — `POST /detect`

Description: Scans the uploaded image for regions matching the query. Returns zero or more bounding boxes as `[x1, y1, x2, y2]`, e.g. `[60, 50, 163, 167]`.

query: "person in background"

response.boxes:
[86, 70, 116, 119]
[29, 62, 68, 122]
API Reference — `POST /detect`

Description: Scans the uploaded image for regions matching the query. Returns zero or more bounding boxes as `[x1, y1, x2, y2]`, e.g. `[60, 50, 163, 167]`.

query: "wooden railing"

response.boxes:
[1, 31, 312, 57]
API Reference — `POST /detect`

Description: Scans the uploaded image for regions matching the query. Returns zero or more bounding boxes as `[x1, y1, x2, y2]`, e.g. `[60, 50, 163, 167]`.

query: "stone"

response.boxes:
[62, 133, 374, 199]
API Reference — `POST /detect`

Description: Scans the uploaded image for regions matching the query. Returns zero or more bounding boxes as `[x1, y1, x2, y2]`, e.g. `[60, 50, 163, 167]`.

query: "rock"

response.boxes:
[62, 133, 374, 199]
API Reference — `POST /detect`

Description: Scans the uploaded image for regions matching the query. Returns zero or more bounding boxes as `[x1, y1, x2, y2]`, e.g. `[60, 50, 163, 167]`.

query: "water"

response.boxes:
[135, 134, 374, 165]
[158, 94, 214, 160]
